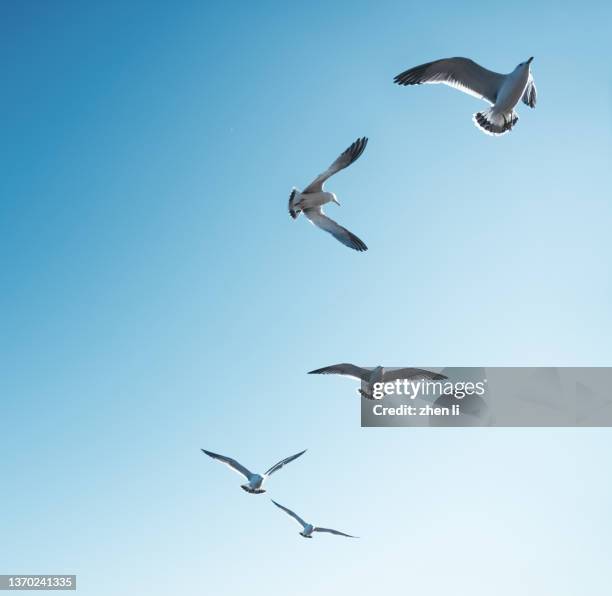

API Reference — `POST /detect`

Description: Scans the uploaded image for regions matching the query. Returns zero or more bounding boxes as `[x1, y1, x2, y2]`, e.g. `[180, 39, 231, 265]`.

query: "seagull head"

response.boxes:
[330, 192, 340, 206]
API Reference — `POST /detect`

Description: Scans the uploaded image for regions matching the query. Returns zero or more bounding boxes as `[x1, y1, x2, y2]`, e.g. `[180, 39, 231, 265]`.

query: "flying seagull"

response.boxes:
[308, 364, 447, 400]
[271, 500, 358, 539]
[201, 448, 306, 494]
[289, 137, 368, 251]
[394, 57, 537, 136]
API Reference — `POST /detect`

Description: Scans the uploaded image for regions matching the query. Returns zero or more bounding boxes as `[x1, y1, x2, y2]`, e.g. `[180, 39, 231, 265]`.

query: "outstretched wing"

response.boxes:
[394, 57, 505, 105]
[201, 449, 252, 480]
[303, 208, 368, 252]
[308, 363, 369, 381]
[314, 527, 358, 538]
[382, 368, 448, 382]
[522, 76, 537, 108]
[264, 449, 307, 477]
[303, 137, 368, 193]
[271, 500, 308, 529]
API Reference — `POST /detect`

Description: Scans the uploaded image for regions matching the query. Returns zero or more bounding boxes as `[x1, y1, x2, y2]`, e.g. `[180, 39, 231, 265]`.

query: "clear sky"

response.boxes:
[1, 1, 612, 595]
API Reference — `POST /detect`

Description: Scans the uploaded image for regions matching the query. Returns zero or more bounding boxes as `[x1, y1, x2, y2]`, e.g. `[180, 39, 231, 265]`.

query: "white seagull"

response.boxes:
[271, 500, 358, 539]
[289, 137, 368, 251]
[394, 57, 537, 136]
[201, 448, 306, 494]
[308, 364, 447, 399]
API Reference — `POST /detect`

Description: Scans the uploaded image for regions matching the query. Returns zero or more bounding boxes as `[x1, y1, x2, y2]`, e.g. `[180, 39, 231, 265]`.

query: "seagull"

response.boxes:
[394, 57, 537, 136]
[271, 500, 358, 539]
[201, 448, 306, 494]
[289, 137, 368, 251]
[308, 364, 448, 400]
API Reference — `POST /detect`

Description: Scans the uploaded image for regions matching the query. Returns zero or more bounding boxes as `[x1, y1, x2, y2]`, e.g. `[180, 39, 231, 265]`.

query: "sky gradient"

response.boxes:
[1, 1, 612, 595]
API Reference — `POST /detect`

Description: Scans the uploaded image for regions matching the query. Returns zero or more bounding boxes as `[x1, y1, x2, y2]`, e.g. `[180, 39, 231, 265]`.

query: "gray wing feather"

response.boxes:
[382, 368, 448, 382]
[314, 527, 358, 538]
[264, 449, 307, 477]
[522, 76, 537, 108]
[303, 208, 368, 252]
[303, 137, 368, 193]
[201, 449, 253, 480]
[271, 500, 308, 529]
[308, 363, 369, 380]
[394, 57, 505, 104]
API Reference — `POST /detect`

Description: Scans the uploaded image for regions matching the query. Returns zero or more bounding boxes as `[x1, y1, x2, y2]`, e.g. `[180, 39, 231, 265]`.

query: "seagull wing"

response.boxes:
[271, 500, 308, 529]
[382, 368, 448, 382]
[314, 527, 358, 538]
[522, 76, 537, 108]
[394, 57, 505, 105]
[201, 449, 253, 480]
[303, 137, 368, 193]
[264, 449, 307, 477]
[303, 208, 368, 252]
[308, 363, 370, 380]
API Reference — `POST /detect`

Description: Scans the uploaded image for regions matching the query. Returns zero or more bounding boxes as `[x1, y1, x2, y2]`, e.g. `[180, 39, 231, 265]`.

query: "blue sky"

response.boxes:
[1, 1, 612, 594]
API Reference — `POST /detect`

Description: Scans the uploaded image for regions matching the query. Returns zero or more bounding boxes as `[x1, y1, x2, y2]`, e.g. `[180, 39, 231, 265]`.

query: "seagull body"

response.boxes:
[394, 57, 537, 136]
[271, 500, 357, 539]
[201, 448, 306, 494]
[289, 137, 368, 251]
[308, 363, 447, 399]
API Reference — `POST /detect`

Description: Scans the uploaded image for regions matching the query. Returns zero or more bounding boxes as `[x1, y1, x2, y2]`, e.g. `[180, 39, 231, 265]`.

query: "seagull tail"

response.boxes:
[288, 188, 302, 219]
[472, 109, 518, 136]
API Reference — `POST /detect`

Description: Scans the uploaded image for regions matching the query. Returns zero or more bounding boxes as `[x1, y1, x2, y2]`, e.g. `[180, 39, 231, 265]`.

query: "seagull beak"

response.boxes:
[333, 198, 341, 206]
[527, 56, 534, 64]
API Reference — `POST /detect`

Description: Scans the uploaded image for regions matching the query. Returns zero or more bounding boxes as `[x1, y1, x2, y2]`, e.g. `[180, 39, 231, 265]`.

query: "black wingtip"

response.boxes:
[393, 62, 431, 86]
[344, 136, 368, 164]
[351, 237, 368, 252]
[288, 189, 298, 219]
